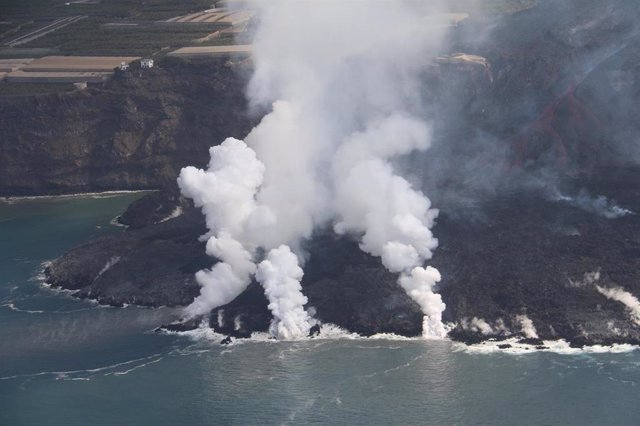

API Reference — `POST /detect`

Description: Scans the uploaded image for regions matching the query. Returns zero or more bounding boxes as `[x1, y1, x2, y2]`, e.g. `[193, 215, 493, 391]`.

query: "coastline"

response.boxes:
[0, 189, 155, 203]
[164, 323, 640, 355]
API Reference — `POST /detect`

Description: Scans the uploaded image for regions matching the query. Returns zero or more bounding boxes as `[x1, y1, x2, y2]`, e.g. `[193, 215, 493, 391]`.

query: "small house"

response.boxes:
[140, 58, 154, 69]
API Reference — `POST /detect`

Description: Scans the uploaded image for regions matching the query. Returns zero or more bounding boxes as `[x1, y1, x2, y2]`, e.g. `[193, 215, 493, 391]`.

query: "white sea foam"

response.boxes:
[182, 325, 638, 356]
[455, 338, 639, 355]
[107, 358, 163, 376]
[0, 353, 165, 381]
[167, 322, 425, 345]
[0, 189, 153, 204]
[168, 325, 226, 341]
[1, 301, 102, 315]
[109, 216, 128, 228]
[28, 262, 51, 283]
[39, 281, 79, 297]
[1, 303, 45, 314]
[20, 260, 114, 311]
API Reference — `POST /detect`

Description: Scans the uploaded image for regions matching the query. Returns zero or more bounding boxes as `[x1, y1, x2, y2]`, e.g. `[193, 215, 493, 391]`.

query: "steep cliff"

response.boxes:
[0, 58, 255, 196]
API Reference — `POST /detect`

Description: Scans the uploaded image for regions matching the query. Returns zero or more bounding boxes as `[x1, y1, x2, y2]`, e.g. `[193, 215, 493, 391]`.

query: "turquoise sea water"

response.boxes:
[1, 194, 640, 425]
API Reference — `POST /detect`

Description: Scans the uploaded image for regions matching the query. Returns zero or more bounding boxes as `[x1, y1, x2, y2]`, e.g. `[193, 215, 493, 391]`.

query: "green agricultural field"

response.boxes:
[0, 0, 224, 56]
[2, 0, 214, 20]
[0, 81, 76, 96]
[0, 22, 15, 34]
[21, 18, 219, 56]
[0, 47, 56, 59]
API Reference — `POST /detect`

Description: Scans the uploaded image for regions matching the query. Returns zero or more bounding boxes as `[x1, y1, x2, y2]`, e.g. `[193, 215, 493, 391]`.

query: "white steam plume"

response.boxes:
[551, 190, 633, 219]
[332, 115, 444, 337]
[516, 314, 539, 339]
[178, 139, 263, 317]
[256, 246, 311, 339]
[332, 115, 439, 273]
[179, 0, 451, 338]
[461, 317, 495, 335]
[398, 267, 446, 338]
[596, 285, 640, 326]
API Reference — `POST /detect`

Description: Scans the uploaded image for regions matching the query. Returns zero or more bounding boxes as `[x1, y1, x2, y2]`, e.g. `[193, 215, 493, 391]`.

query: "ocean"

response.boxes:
[1, 194, 640, 425]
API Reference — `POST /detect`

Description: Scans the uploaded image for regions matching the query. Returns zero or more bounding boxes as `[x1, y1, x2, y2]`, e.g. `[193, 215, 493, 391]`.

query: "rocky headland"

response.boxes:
[0, 57, 255, 196]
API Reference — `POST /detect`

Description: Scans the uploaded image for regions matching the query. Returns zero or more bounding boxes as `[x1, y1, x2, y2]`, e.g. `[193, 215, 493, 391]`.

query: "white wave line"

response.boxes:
[0, 189, 154, 203]
[0, 353, 164, 381]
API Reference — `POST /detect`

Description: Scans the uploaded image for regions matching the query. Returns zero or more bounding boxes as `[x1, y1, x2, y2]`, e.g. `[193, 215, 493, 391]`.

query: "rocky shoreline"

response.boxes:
[44, 167, 640, 347]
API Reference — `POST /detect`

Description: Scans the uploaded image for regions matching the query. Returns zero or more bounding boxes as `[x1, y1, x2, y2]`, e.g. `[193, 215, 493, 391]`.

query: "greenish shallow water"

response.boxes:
[1, 194, 640, 425]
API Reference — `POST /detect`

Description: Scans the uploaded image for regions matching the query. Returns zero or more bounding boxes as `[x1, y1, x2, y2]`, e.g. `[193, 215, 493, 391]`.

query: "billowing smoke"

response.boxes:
[179, 0, 451, 338]
[596, 285, 640, 326]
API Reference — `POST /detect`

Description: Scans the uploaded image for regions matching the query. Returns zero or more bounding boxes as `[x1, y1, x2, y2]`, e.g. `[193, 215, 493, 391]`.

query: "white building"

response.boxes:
[119, 61, 129, 71]
[140, 58, 154, 69]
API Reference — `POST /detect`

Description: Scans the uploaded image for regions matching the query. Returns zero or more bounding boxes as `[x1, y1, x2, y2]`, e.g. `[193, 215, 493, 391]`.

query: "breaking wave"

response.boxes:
[163, 323, 421, 344]
[0, 190, 152, 204]
[454, 338, 639, 355]
[0, 353, 166, 382]
[0, 302, 102, 315]
[166, 324, 640, 355]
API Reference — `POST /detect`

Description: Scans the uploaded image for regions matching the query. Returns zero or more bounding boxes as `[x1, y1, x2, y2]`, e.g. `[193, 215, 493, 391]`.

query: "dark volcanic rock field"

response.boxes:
[15, 0, 640, 344]
[45, 167, 640, 345]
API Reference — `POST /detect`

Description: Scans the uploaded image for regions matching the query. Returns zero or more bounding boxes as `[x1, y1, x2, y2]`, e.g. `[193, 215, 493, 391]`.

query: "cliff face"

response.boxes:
[0, 58, 255, 196]
[2, 2, 639, 197]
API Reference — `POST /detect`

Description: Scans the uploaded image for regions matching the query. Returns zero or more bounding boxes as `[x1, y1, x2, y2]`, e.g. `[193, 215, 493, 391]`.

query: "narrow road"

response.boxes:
[6, 16, 86, 47]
